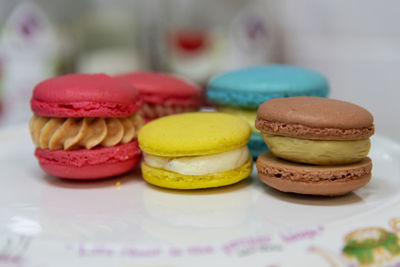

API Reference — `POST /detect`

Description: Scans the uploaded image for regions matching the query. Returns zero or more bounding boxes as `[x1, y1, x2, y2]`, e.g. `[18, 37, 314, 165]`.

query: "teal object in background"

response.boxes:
[207, 64, 329, 109]
[248, 133, 269, 159]
[207, 64, 330, 159]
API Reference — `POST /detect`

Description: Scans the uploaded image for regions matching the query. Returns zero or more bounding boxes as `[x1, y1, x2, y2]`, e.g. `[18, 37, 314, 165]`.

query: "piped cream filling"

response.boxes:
[144, 146, 250, 175]
[262, 133, 371, 165]
[30, 114, 143, 150]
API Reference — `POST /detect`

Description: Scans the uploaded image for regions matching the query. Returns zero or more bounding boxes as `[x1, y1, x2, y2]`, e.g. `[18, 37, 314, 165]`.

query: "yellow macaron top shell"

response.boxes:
[138, 112, 251, 157]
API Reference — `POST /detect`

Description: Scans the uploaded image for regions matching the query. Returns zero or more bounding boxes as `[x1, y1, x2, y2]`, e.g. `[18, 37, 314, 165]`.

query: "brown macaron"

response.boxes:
[255, 96, 375, 196]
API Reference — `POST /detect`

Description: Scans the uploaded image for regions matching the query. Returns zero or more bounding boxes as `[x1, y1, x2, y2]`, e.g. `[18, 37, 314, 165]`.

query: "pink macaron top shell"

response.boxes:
[116, 72, 202, 107]
[31, 73, 142, 118]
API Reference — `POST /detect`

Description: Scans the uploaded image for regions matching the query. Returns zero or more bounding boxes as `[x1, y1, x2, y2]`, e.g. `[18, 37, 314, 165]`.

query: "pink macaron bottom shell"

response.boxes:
[35, 141, 141, 179]
[31, 99, 142, 118]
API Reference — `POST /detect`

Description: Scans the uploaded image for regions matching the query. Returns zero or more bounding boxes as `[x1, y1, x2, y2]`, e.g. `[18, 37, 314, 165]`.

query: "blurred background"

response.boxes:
[0, 0, 398, 141]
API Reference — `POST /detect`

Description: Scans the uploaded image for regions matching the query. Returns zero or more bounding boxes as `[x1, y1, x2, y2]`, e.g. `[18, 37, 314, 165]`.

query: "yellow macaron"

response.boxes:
[138, 112, 253, 189]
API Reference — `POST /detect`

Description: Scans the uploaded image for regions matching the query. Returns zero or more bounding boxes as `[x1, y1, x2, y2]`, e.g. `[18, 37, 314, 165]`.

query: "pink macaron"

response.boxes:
[116, 72, 202, 121]
[29, 73, 144, 179]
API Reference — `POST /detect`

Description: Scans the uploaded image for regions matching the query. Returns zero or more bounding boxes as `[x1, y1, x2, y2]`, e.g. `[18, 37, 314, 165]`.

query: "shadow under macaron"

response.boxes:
[261, 184, 364, 206]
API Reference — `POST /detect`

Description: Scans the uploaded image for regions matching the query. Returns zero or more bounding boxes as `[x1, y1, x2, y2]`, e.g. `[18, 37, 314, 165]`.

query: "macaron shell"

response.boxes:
[207, 64, 329, 109]
[31, 73, 141, 117]
[35, 141, 141, 179]
[138, 112, 251, 157]
[207, 89, 328, 110]
[39, 157, 141, 179]
[141, 158, 252, 189]
[31, 100, 142, 118]
[258, 172, 371, 196]
[257, 97, 374, 129]
[116, 72, 202, 106]
[256, 152, 372, 196]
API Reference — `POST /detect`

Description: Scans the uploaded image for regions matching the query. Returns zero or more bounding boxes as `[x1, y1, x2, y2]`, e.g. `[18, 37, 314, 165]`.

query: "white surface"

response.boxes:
[1, 125, 400, 266]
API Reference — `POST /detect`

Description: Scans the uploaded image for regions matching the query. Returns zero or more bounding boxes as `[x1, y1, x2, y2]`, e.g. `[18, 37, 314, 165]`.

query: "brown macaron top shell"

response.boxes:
[256, 97, 374, 140]
[256, 152, 372, 196]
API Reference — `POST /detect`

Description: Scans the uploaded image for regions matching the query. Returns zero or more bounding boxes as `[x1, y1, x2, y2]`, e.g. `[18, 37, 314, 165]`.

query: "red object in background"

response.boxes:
[172, 29, 208, 53]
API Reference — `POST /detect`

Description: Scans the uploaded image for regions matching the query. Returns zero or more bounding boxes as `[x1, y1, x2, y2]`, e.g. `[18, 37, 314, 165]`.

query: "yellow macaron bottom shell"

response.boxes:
[141, 157, 253, 190]
[144, 146, 250, 175]
[217, 107, 258, 133]
[262, 133, 371, 165]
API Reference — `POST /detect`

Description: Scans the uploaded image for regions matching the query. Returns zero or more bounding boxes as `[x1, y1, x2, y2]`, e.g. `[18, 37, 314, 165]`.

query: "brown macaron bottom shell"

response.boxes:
[256, 152, 372, 196]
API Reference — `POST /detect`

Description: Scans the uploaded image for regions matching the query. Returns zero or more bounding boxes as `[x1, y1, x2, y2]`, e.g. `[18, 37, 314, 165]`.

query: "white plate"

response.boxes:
[1, 125, 400, 267]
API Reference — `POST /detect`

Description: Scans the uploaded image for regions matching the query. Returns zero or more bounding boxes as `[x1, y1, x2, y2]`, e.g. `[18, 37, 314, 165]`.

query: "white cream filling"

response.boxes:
[144, 146, 250, 175]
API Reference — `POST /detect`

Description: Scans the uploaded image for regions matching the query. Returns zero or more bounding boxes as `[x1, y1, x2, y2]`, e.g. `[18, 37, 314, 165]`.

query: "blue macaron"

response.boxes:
[207, 64, 330, 159]
[207, 64, 329, 108]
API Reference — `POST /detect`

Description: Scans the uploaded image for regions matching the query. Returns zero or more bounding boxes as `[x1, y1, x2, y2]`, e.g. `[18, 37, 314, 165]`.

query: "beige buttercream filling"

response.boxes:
[262, 133, 371, 165]
[29, 113, 144, 150]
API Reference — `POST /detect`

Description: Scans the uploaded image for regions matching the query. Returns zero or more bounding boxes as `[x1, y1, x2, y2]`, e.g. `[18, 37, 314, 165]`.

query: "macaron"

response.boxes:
[116, 71, 202, 121]
[138, 112, 252, 189]
[206, 64, 330, 159]
[29, 73, 144, 179]
[255, 96, 374, 196]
